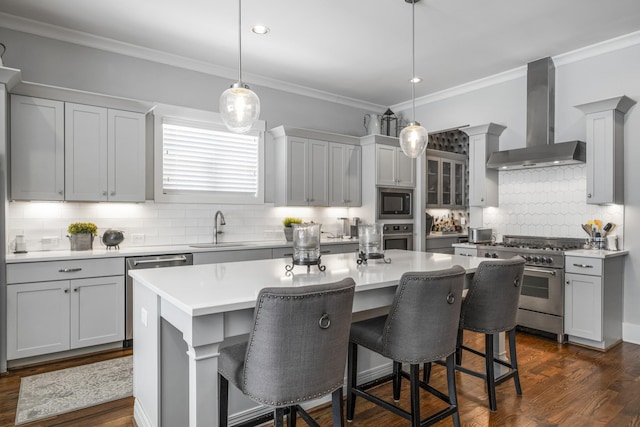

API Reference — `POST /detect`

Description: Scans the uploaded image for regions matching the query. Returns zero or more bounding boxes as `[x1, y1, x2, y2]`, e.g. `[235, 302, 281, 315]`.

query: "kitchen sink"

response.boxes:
[189, 242, 253, 248]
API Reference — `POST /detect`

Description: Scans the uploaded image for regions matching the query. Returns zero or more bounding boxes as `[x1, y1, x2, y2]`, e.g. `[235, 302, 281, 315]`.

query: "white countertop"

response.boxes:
[129, 249, 485, 317]
[564, 248, 628, 259]
[427, 233, 467, 239]
[5, 238, 359, 263]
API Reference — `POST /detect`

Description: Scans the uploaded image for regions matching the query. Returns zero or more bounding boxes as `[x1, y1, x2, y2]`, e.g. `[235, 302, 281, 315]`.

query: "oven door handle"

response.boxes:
[524, 267, 557, 276]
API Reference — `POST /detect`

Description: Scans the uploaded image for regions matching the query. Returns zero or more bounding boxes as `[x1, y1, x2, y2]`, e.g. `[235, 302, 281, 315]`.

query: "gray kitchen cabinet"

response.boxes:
[6, 258, 125, 360]
[454, 246, 477, 257]
[575, 96, 635, 205]
[329, 142, 361, 206]
[10, 95, 65, 201]
[463, 123, 505, 207]
[270, 126, 361, 207]
[193, 248, 272, 265]
[375, 143, 415, 188]
[425, 236, 460, 254]
[65, 103, 145, 202]
[564, 255, 624, 350]
[426, 149, 465, 208]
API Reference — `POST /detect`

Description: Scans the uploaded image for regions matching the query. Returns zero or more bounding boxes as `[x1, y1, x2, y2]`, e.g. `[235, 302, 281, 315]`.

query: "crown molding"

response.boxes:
[0, 12, 385, 112]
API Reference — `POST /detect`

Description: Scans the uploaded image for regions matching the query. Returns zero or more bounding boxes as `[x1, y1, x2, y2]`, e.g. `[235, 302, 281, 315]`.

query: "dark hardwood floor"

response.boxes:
[1, 331, 640, 426]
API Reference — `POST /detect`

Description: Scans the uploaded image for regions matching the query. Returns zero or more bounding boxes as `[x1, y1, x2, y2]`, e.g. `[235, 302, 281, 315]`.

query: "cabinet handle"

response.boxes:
[58, 190, 63, 196]
[64, 289, 69, 293]
[281, 253, 293, 257]
[320, 250, 331, 254]
[111, 191, 116, 196]
[587, 193, 592, 198]
[59, 268, 82, 273]
[572, 263, 594, 269]
[73, 288, 79, 292]
[566, 281, 570, 285]
[102, 191, 108, 196]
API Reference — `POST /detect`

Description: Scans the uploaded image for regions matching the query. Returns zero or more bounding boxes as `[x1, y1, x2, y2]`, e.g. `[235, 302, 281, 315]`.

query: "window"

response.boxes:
[153, 105, 265, 204]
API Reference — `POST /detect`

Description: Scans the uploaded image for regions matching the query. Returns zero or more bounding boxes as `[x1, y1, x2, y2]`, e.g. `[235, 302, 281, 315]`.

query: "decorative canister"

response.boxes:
[292, 223, 322, 262]
[358, 223, 383, 257]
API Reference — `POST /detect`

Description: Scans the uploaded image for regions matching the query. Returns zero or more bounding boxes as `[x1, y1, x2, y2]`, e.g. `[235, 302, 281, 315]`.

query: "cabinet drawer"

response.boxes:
[565, 257, 603, 276]
[7, 258, 124, 284]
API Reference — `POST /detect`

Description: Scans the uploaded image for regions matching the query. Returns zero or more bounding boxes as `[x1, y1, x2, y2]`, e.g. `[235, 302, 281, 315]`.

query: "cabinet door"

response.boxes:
[441, 159, 452, 206]
[108, 109, 146, 202]
[468, 134, 490, 206]
[395, 148, 416, 187]
[376, 144, 397, 186]
[10, 95, 65, 200]
[453, 161, 465, 207]
[70, 276, 124, 349]
[307, 139, 329, 206]
[328, 143, 347, 206]
[564, 273, 603, 341]
[286, 137, 309, 205]
[345, 145, 362, 206]
[426, 157, 440, 206]
[7, 281, 71, 359]
[585, 110, 620, 205]
[65, 103, 109, 201]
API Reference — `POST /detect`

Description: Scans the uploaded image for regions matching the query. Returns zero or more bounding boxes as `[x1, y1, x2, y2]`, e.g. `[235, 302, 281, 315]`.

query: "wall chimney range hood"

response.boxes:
[487, 57, 586, 170]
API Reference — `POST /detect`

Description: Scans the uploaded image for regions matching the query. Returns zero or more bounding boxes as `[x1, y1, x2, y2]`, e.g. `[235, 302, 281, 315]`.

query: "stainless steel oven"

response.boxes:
[382, 223, 414, 251]
[518, 265, 564, 340]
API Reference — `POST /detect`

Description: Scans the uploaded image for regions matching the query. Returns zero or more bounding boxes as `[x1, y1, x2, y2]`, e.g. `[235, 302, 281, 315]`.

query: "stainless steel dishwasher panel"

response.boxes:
[125, 253, 193, 347]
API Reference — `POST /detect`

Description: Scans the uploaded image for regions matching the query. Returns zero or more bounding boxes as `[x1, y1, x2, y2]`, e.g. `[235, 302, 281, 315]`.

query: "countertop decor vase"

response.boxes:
[67, 222, 98, 251]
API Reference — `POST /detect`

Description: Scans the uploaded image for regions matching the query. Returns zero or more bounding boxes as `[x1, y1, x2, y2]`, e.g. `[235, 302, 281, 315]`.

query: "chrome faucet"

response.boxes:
[213, 210, 226, 244]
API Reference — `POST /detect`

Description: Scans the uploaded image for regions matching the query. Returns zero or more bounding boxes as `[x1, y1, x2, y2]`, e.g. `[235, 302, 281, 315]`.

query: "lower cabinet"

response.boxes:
[7, 275, 124, 360]
[564, 255, 624, 350]
[426, 236, 461, 254]
[6, 258, 124, 361]
[193, 248, 272, 265]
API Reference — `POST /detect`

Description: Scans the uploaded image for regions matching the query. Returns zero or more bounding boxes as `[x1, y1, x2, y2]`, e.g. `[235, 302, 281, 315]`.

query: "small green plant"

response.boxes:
[283, 217, 303, 227]
[67, 222, 98, 235]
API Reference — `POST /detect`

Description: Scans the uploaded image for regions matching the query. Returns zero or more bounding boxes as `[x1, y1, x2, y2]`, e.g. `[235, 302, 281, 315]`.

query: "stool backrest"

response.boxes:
[460, 256, 525, 333]
[242, 278, 356, 405]
[382, 266, 466, 363]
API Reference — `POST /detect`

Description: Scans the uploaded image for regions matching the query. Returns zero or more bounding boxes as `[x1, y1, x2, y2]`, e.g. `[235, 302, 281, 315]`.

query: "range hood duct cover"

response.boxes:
[487, 57, 586, 170]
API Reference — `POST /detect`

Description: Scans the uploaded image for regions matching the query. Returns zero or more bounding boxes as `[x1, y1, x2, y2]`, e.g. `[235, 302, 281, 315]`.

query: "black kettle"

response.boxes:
[101, 229, 125, 249]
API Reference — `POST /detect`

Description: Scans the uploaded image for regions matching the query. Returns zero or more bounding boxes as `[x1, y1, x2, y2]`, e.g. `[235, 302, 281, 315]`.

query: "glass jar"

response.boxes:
[358, 223, 383, 257]
[292, 223, 322, 262]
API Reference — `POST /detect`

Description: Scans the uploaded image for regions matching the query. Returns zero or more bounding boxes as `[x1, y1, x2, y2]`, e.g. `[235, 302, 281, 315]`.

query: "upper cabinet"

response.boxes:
[575, 96, 636, 205]
[359, 134, 415, 188]
[329, 142, 362, 207]
[426, 149, 466, 208]
[270, 126, 361, 207]
[463, 123, 506, 207]
[10, 95, 65, 201]
[10, 95, 146, 202]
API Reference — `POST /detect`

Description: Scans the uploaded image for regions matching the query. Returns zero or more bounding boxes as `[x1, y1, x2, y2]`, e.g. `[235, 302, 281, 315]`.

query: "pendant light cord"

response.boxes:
[237, 0, 243, 84]
[411, 0, 416, 122]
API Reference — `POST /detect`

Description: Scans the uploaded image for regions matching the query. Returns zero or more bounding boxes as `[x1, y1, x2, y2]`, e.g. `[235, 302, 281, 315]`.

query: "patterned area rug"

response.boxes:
[15, 355, 132, 425]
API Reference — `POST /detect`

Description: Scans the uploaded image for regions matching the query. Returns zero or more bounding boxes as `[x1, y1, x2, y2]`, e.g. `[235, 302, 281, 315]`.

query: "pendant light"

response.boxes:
[219, 0, 260, 134]
[398, 0, 428, 158]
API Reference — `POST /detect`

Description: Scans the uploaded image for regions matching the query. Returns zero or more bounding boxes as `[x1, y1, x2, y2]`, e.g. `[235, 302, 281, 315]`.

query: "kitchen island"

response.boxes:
[130, 249, 485, 427]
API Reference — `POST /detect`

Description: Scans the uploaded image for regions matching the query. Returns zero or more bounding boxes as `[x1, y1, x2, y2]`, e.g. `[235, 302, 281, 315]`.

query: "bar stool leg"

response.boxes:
[393, 361, 402, 401]
[509, 328, 522, 395]
[346, 342, 358, 421]
[218, 374, 229, 427]
[409, 364, 421, 427]
[422, 362, 432, 383]
[485, 333, 497, 412]
[455, 328, 464, 365]
[288, 405, 297, 427]
[274, 407, 285, 427]
[446, 354, 461, 427]
[332, 387, 344, 426]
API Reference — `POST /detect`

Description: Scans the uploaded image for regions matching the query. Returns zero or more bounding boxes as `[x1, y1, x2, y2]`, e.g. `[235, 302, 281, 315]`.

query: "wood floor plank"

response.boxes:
[1, 333, 640, 426]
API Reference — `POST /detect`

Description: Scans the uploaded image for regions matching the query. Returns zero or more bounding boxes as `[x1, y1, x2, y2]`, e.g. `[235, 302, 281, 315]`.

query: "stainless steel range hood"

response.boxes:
[487, 57, 585, 170]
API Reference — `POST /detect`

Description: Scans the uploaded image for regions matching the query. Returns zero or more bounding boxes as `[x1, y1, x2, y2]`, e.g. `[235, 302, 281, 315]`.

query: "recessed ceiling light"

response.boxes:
[251, 25, 270, 35]
[409, 77, 422, 84]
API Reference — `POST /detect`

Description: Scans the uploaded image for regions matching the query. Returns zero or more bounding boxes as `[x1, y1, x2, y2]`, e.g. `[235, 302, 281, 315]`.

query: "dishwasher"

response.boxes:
[124, 253, 193, 347]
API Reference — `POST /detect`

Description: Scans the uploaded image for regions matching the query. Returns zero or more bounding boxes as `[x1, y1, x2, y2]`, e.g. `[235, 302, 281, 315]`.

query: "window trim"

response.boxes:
[153, 104, 265, 204]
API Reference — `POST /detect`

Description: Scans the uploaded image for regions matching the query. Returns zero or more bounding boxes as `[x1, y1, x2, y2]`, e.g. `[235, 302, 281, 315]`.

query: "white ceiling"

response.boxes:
[2, 0, 640, 108]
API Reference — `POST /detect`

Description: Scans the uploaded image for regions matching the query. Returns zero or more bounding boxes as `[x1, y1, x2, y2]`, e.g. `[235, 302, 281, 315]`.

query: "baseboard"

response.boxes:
[134, 399, 153, 427]
[622, 322, 640, 345]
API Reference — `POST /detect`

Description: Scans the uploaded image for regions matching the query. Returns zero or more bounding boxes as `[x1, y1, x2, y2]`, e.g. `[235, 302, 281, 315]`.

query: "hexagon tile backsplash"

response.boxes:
[483, 165, 624, 246]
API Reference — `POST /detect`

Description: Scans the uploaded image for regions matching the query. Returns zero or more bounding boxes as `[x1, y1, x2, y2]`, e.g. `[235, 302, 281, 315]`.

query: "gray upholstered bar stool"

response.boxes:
[217, 278, 355, 427]
[455, 256, 525, 412]
[346, 266, 466, 427]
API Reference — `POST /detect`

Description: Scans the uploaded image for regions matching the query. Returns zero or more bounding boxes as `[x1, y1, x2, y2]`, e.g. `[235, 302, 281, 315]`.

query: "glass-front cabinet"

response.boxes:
[426, 149, 466, 208]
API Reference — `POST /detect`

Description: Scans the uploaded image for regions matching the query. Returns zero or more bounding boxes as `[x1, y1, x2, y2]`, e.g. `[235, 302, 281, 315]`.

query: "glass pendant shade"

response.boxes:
[399, 121, 428, 158]
[219, 83, 260, 134]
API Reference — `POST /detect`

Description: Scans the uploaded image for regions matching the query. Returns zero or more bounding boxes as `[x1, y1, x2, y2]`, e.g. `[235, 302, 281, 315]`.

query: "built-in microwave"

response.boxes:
[378, 187, 413, 220]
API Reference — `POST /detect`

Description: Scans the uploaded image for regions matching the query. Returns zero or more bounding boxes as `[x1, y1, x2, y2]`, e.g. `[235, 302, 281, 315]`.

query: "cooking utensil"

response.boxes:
[602, 222, 614, 237]
[581, 224, 593, 237]
[594, 219, 603, 232]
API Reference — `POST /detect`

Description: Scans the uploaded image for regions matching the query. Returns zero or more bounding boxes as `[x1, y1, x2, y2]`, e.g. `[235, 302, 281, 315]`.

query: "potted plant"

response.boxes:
[67, 222, 98, 251]
[283, 217, 302, 242]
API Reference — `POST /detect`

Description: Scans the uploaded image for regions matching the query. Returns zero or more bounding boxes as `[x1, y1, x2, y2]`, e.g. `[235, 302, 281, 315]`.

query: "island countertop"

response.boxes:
[129, 249, 485, 317]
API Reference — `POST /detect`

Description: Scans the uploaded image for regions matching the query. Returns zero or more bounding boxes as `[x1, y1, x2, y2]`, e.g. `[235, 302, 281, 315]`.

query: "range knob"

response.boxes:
[491, 253, 498, 259]
[544, 257, 553, 264]
[532, 256, 540, 263]
[484, 252, 491, 258]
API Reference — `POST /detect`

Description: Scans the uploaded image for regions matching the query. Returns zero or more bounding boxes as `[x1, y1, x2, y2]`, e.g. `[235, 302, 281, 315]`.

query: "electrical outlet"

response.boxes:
[131, 234, 145, 245]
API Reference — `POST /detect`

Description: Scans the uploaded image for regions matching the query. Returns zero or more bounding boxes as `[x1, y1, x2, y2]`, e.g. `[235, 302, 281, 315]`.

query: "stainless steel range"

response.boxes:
[476, 235, 585, 343]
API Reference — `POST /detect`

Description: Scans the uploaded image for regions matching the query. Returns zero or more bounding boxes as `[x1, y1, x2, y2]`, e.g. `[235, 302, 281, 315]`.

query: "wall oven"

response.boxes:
[378, 187, 413, 220]
[382, 223, 414, 251]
